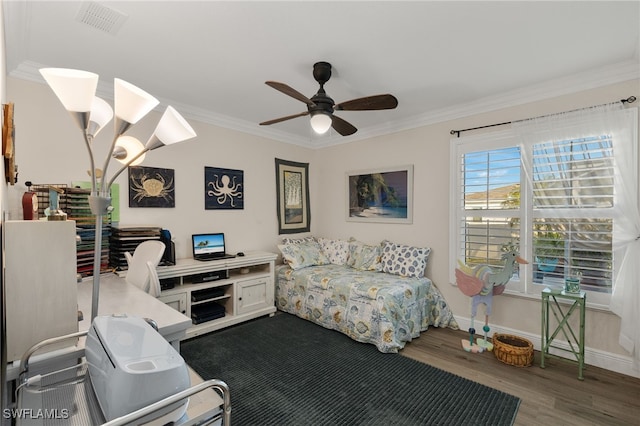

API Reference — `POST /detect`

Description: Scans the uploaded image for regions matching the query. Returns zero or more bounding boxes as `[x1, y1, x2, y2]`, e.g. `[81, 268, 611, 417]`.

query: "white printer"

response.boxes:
[85, 314, 190, 424]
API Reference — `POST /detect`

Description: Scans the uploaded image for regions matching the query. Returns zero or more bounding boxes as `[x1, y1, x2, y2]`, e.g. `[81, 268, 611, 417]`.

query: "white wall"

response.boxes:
[6, 73, 640, 376]
[314, 78, 640, 376]
[1, 0, 7, 213]
[1, 0, 10, 410]
[6, 77, 314, 259]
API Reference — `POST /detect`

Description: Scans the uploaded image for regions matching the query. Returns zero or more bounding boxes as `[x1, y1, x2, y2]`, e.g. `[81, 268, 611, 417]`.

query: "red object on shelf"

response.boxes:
[22, 191, 38, 220]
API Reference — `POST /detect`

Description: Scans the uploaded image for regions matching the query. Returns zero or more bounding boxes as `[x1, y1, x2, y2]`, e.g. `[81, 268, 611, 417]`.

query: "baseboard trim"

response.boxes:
[453, 316, 639, 379]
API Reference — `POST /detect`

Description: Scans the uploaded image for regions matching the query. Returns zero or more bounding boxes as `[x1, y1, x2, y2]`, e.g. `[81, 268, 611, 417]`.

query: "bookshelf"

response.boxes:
[109, 225, 162, 271]
[30, 183, 111, 277]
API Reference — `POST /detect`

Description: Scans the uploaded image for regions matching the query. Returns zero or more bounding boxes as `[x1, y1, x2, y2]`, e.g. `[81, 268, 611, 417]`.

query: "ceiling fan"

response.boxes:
[260, 62, 398, 136]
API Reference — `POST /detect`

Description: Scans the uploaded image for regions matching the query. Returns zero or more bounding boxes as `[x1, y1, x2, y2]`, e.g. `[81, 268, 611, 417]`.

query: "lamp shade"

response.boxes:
[87, 97, 114, 139]
[310, 112, 332, 134]
[113, 136, 146, 166]
[145, 106, 197, 150]
[39, 68, 99, 112]
[113, 78, 159, 125]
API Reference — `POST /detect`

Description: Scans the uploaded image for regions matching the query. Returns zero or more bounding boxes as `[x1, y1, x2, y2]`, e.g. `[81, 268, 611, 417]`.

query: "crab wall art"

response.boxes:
[204, 166, 244, 210]
[128, 166, 175, 208]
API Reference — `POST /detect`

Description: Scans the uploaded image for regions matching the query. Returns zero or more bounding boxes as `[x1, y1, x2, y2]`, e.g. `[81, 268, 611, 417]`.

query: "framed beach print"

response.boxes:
[275, 158, 310, 234]
[346, 165, 413, 223]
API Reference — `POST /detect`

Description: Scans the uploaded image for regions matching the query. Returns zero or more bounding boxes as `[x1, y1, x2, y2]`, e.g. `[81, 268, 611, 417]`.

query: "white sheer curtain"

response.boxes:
[513, 102, 640, 368]
[609, 107, 640, 369]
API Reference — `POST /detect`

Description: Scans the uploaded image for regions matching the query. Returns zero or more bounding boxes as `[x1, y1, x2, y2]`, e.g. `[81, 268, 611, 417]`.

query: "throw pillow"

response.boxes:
[317, 237, 349, 265]
[279, 236, 317, 264]
[381, 240, 431, 278]
[278, 241, 330, 270]
[281, 235, 316, 245]
[347, 239, 382, 272]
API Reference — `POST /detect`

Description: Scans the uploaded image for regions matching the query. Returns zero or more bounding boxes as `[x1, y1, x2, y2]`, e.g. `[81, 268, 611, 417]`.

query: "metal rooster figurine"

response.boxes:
[455, 246, 528, 353]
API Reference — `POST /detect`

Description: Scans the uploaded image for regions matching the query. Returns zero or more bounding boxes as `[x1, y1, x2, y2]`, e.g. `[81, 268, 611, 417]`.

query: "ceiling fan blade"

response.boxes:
[331, 115, 357, 136]
[265, 81, 315, 106]
[335, 94, 398, 111]
[260, 111, 309, 126]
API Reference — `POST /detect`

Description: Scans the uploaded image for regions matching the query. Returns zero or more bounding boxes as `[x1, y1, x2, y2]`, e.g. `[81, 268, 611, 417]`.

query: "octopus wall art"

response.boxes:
[205, 166, 244, 209]
[128, 166, 175, 208]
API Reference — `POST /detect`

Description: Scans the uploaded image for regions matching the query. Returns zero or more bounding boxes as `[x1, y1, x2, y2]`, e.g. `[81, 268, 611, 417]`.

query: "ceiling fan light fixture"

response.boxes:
[261, 61, 397, 137]
[310, 111, 332, 134]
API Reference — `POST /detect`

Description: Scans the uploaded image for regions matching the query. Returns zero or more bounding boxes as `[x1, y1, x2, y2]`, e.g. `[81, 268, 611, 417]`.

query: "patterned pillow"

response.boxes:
[317, 237, 349, 265]
[281, 235, 316, 245]
[279, 236, 317, 264]
[347, 239, 382, 271]
[380, 240, 431, 278]
[278, 241, 330, 270]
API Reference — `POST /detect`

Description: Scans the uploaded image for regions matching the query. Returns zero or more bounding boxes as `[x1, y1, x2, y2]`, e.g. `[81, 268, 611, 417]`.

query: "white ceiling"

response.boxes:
[4, 1, 640, 147]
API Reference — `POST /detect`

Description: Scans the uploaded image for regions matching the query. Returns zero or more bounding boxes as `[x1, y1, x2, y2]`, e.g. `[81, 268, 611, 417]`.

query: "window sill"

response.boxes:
[502, 288, 612, 313]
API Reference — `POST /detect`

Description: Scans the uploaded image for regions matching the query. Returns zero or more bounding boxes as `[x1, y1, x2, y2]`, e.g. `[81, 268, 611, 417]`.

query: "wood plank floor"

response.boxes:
[400, 327, 640, 426]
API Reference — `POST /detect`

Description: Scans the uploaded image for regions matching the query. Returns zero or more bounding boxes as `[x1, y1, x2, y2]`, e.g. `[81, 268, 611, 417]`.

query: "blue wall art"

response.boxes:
[205, 166, 244, 210]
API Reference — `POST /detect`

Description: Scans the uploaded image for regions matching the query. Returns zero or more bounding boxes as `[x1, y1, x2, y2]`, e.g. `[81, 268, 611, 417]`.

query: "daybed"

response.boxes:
[275, 237, 458, 353]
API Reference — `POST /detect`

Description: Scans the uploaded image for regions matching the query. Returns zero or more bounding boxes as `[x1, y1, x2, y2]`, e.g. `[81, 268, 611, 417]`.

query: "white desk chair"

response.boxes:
[125, 240, 166, 297]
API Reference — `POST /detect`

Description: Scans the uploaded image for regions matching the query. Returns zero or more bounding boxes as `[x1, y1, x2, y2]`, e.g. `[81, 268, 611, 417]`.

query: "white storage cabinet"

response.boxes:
[3, 220, 79, 361]
[149, 251, 277, 339]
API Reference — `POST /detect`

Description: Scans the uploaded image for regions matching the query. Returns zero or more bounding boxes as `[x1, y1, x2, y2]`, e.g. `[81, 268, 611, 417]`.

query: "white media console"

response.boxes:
[150, 251, 277, 339]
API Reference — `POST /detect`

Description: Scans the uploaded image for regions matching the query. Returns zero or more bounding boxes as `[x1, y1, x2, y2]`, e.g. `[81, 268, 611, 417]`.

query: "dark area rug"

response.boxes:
[180, 313, 520, 426]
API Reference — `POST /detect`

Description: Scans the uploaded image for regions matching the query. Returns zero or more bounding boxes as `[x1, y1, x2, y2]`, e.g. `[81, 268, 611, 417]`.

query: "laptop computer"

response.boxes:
[192, 233, 236, 261]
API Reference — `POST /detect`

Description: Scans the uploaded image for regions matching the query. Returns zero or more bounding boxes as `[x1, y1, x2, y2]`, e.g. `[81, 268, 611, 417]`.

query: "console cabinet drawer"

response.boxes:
[236, 277, 272, 315]
[158, 292, 188, 315]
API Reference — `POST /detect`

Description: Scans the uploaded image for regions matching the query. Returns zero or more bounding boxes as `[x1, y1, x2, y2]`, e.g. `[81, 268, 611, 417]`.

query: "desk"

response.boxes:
[77, 273, 192, 347]
[4, 274, 191, 384]
[540, 288, 586, 380]
[2, 274, 195, 426]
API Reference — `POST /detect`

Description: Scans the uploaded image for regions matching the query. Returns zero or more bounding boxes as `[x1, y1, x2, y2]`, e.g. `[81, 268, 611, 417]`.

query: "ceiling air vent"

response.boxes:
[75, 1, 128, 35]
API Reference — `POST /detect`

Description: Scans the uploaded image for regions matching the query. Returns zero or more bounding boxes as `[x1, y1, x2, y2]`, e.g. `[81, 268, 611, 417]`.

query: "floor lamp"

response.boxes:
[39, 68, 197, 322]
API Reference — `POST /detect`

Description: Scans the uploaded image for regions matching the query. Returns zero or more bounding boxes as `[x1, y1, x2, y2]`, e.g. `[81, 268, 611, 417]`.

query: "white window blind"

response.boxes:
[455, 142, 523, 284]
[532, 136, 614, 209]
[531, 136, 614, 292]
[463, 148, 521, 211]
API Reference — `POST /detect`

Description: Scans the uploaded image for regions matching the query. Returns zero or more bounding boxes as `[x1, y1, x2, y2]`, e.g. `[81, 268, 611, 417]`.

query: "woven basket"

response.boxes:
[492, 334, 533, 367]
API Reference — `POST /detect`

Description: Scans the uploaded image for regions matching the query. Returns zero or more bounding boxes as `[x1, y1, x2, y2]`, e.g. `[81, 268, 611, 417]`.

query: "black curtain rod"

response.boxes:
[450, 96, 637, 137]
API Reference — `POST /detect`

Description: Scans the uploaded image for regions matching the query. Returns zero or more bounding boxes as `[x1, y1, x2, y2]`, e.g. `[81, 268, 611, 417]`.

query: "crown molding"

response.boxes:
[281, 59, 640, 148]
[316, 59, 640, 148]
[9, 59, 639, 150]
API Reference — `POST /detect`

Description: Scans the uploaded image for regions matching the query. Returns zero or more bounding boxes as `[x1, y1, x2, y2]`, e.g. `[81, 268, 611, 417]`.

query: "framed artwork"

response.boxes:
[128, 166, 175, 208]
[205, 166, 244, 209]
[346, 165, 413, 223]
[275, 158, 310, 234]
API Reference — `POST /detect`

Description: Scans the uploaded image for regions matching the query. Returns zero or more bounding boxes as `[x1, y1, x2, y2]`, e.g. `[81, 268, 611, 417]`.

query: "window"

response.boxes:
[531, 136, 614, 294]
[460, 145, 522, 273]
[450, 106, 638, 308]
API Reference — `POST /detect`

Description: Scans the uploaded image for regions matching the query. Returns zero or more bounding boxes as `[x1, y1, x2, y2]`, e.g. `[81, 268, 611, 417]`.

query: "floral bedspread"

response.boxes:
[275, 264, 458, 353]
